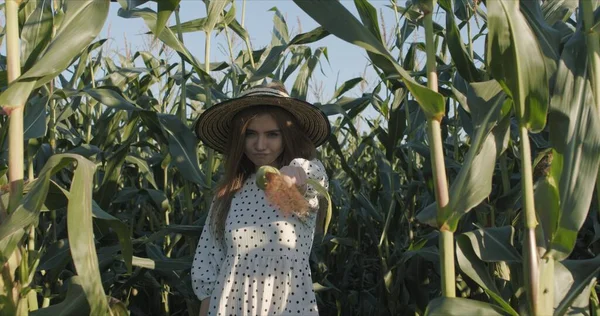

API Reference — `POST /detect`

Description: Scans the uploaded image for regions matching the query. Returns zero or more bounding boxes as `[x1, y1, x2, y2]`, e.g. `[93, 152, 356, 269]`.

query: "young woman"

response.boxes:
[191, 82, 330, 316]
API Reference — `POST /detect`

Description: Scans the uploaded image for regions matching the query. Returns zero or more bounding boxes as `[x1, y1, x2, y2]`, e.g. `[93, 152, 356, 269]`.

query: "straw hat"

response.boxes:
[193, 84, 331, 153]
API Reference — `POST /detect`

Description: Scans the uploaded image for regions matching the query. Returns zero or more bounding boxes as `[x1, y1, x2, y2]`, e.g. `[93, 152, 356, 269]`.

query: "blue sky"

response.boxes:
[102, 1, 418, 103]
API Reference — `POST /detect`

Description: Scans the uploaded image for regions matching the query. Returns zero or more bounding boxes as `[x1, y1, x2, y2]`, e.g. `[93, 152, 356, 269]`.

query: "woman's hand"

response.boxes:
[279, 166, 307, 193]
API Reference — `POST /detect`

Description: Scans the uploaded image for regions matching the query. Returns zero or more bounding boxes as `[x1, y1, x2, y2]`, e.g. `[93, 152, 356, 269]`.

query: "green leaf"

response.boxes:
[331, 77, 364, 100]
[269, 7, 290, 46]
[157, 114, 206, 186]
[204, 0, 230, 33]
[555, 256, 600, 315]
[90, 199, 133, 274]
[0, 0, 109, 110]
[291, 47, 327, 101]
[166, 17, 207, 33]
[117, 7, 213, 83]
[95, 144, 130, 209]
[281, 47, 309, 83]
[65, 156, 109, 315]
[84, 87, 141, 112]
[143, 224, 202, 244]
[546, 30, 600, 260]
[69, 40, 106, 89]
[353, 0, 383, 43]
[30, 276, 90, 316]
[438, 0, 482, 82]
[20, 0, 53, 71]
[156, 0, 181, 37]
[424, 297, 507, 316]
[487, 0, 549, 132]
[83, 87, 206, 187]
[250, 45, 287, 82]
[453, 0, 474, 21]
[306, 178, 333, 238]
[541, 0, 579, 25]
[460, 226, 522, 263]
[227, 18, 251, 46]
[23, 95, 48, 140]
[533, 168, 561, 251]
[288, 26, 330, 46]
[25, 0, 107, 80]
[37, 239, 70, 271]
[293, 0, 445, 120]
[456, 231, 518, 315]
[418, 81, 510, 229]
[0, 156, 73, 259]
[125, 155, 158, 189]
[519, 0, 560, 82]
[443, 82, 510, 228]
[385, 89, 408, 160]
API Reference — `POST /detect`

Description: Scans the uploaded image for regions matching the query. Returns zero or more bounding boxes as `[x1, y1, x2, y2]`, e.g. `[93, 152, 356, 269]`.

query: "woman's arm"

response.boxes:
[191, 205, 225, 307]
[199, 298, 210, 316]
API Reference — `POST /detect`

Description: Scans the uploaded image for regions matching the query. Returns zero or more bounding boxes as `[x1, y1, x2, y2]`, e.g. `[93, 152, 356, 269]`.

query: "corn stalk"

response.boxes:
[423, 0, 455, 298]
[520, 124, 540, 315]
[6, 0, 23, 215]
[2, 0, 25, 313]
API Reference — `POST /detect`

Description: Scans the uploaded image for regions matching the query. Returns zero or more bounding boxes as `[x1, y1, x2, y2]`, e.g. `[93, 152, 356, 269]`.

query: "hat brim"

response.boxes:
[194, 96, 331, 153]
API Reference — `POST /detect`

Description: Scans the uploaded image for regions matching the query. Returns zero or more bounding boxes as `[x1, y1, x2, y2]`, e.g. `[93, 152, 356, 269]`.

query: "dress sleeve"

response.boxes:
[191, 205, 225, 301]
[289, 158, 329, 210]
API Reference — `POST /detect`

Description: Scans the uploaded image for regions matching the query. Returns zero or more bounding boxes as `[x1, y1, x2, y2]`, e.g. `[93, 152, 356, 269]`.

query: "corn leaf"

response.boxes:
[456, 230, 518, 315]
[65, 155, 109, 315]
[555, 256, 600, 315]
[293, 0, 445, 120]
[156, 0, 181, 37]
[487, 0, 549, 132]
[117, 7, 213, 83]
[438, 0, 482, 82]
[204, 0, 230, 33]
[425, 297, 506, 315]
[541, 0, 579, 25]
[545, 30, 600, 260]
[20, 0, 53, 71]
[23, 95, 48, 140]
[417, 80, 510, 229]
[0, 0, 109, 110]
[29, 276, 90, 316]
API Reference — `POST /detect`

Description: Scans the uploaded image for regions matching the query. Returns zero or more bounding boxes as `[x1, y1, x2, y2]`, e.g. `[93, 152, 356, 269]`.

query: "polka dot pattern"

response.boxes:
[191, 158, 328, 316]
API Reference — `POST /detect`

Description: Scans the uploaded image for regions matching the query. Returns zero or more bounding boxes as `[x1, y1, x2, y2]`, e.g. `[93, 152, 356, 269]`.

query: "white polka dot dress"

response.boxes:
[192, 158, 328, 316]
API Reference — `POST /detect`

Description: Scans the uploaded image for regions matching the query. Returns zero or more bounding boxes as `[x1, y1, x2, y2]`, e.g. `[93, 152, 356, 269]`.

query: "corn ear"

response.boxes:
[256, 165, 281, 190]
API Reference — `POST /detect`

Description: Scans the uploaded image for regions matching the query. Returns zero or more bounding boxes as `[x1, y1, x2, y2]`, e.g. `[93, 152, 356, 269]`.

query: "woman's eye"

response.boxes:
[268, 132, 280, 138]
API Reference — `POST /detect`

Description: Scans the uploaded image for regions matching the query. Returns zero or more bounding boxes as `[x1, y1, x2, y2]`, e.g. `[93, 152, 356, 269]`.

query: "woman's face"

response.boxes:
[244, 113, 284, 169]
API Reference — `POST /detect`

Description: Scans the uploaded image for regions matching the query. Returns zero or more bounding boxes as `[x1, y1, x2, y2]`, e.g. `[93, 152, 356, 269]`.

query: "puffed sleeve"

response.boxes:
[191, 205, 225, 301]
[289, 158, 329, 210]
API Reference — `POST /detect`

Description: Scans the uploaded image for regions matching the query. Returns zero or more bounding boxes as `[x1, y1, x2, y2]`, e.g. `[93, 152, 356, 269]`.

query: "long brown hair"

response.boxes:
[210, 104, 316, 241]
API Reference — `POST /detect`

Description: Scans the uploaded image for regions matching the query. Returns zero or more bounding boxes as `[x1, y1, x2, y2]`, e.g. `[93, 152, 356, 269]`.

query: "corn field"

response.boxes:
[1, 0, 599, 315]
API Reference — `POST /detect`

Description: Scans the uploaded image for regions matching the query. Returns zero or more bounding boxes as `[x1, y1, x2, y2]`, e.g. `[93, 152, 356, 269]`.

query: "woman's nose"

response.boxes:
[255, 135, 266, 150]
